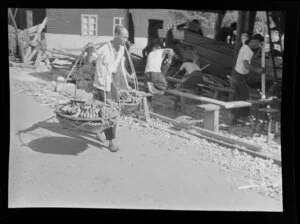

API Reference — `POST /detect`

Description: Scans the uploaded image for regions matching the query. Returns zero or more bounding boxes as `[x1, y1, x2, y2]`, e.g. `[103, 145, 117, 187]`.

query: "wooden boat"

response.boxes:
[159, 29, 282, 85]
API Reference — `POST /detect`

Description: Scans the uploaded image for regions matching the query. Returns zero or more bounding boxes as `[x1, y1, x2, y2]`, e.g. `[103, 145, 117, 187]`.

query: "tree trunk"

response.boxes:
[232, 11, 246, 69]
[248, 11, 257, 36]
[244, 11, 250, 34]
[213, 11, 226, 39]
[228, 11, 246, 101]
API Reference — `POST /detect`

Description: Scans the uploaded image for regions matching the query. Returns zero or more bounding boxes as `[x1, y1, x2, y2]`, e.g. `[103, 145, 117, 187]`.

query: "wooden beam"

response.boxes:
[128, 79, 252, 109]
[149, 111, 263, 152]
[25, 47, 39, 64]
[13, 8, 18, 19]
[166, 89, 251, 109]
[148, 112, 281, 166]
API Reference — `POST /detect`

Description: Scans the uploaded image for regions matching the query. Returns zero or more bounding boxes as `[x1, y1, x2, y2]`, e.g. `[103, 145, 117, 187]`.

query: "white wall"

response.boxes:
[45, 33, 148, 56]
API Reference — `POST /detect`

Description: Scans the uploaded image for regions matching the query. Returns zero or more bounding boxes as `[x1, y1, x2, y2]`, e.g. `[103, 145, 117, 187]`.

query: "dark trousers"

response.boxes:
[180, 71, 203, 93]
[93, 88, 116, 140]
[231, 70, 250, 119]
[144, 72, 167, 104]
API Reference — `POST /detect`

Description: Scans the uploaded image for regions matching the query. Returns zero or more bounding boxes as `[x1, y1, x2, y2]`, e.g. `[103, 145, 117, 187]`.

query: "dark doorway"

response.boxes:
[14, 8, 47, 31]
[148, 19, 163, 44]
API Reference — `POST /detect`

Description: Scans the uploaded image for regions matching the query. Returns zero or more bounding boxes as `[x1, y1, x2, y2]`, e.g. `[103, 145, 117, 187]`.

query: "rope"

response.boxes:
[124, 44, 140, 104]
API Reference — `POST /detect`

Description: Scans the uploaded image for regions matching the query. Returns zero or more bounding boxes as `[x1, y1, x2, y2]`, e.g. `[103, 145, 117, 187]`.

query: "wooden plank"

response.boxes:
[142, 96, 150, 121]
[129, 80, 252, 109]
[26, 47, 39, 64]
[224, 101, 251, 109]
[186, 128, 281, 166]
[166, 76, 183, 83]
[34, 50, 42, 66]
[166, 89, 251, 109]
[31, 17, 48, 43]
[149, 112, 262, 152]
[198, 84, 260, 99]
[24, 46, 32, 62]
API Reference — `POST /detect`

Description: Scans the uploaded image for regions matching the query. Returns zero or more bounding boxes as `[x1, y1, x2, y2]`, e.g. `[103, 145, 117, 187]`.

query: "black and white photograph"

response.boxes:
[6, 7, 295, 214]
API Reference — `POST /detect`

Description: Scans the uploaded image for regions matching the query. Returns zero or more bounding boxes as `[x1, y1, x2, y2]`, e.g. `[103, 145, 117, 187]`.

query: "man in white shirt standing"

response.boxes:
[231, 33, 265, 124]
[85, 26, 133, 152]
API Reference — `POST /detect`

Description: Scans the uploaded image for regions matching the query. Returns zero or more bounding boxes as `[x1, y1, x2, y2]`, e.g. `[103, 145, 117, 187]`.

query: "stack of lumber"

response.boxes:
[8, 9, 49, 68]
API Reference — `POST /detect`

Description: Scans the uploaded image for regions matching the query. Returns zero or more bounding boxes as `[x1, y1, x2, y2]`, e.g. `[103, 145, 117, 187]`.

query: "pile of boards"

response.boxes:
[8, 8, 49, 68]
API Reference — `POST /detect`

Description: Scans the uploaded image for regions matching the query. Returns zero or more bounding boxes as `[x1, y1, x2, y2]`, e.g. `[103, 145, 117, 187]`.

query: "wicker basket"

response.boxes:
[120, 102, 141, 114]
[55, 101, 119, 134]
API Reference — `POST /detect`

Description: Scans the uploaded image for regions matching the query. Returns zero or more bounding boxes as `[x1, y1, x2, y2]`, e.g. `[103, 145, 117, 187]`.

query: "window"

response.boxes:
[26, 10, 33, 28]
[81, 14, 97, 37]
[113, 17, 123, 35]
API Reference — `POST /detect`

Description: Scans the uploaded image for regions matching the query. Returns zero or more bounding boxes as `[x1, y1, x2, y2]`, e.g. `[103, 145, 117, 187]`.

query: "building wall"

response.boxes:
[44, 9, 174, 56]
[130, 9, 174, 37]
[46, 8, 128, 36]
[129, 9, 174, 54]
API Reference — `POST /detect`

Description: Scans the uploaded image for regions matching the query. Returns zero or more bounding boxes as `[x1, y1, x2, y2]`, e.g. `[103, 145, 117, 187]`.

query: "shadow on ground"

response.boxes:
[17, 116, 107, 155]
[28, 136, 88, 155]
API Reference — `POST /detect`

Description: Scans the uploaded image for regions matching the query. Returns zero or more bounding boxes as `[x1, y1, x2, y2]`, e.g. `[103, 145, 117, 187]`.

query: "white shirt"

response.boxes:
[145, 49, 165, 73]
[180, 62, 201, 74]
[92, 42, 129, 91]
[235, 45, 254, 74]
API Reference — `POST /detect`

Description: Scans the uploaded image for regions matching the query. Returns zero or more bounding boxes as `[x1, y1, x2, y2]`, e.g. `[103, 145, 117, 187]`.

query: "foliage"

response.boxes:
[168, 9, 216, 35]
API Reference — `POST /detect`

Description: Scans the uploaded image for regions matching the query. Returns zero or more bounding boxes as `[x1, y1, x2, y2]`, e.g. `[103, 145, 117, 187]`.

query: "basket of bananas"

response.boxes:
[55, 99, 120, 134]
[119, 89, 144, 113]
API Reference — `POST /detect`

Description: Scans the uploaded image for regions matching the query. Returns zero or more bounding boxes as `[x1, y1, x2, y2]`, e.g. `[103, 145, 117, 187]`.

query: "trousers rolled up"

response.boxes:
[231, 69, 250, 119]
[93, 87, 116, 140]
[144, 71, 167, 104]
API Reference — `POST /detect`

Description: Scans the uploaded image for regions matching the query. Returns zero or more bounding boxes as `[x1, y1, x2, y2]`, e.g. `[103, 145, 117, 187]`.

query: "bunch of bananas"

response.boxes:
[60, 102, 80, 116]
[59, 100, 120, 120]
[78, 102, 101, 119]
[119, 90, 143, 104]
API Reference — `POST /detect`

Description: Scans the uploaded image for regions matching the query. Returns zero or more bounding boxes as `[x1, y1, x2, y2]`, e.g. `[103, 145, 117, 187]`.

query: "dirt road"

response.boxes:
[9, 67, 282, 211]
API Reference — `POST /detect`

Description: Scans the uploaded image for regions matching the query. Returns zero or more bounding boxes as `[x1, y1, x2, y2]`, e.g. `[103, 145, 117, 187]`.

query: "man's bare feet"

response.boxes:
[108, 140, 119, 152]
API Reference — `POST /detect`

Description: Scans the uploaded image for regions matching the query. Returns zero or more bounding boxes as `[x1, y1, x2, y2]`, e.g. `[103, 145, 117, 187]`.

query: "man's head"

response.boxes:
[248, 33, 264, 50]
[114, 26, 129, 46]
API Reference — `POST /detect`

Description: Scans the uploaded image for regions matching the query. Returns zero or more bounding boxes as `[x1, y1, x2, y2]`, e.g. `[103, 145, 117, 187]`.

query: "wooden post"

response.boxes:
[230, 10, 246, 88]
[142, 96, 150, 121]
[248, 11, 257, 37]
[198, 104, 220, 132]
[213, 11, 226, 40]
[261, 16, 266, 99]
[244, 11, 250, 35]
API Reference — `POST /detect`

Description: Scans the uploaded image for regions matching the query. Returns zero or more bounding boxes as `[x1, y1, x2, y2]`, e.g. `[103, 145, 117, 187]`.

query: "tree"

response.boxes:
[168, 9, 216, 36]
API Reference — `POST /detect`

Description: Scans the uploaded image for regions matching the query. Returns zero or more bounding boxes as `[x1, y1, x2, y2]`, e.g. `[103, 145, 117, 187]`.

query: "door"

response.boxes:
[148, 19, 163, 44]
